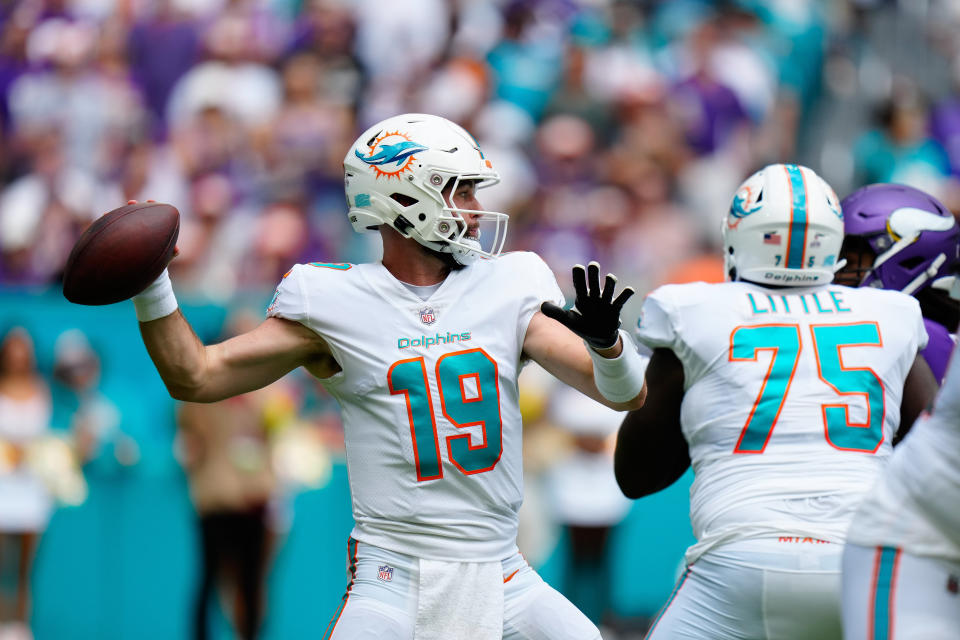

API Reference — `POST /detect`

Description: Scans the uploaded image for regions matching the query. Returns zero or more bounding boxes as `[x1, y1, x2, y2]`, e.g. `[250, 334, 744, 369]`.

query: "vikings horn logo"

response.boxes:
[355, 130, 429, 180]
[728, 184, 763, 228]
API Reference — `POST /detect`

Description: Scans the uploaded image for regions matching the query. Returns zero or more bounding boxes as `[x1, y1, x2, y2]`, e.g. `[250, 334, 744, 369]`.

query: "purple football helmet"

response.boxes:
[840, 184, 959, 295]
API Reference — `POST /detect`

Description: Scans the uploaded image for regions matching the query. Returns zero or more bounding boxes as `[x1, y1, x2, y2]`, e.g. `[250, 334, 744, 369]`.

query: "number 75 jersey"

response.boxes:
[267, 253, 565, 561]
[635, 281, 928, 563]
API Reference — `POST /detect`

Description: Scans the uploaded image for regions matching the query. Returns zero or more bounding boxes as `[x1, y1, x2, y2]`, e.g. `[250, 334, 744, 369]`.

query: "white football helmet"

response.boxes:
[343, 113, 508, 264]
[722, 163, 845, 287]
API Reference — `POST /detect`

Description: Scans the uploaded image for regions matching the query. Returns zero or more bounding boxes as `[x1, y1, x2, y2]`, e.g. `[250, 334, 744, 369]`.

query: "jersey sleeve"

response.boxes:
[517, 252, 565, 333]
[634, 287, 679, 350]
[266, 264, 309, 324]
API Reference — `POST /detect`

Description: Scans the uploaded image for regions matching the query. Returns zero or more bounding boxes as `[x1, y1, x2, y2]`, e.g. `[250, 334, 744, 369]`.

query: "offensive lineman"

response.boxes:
[614, 164, 938, 639]
[126, 114, 647, 639]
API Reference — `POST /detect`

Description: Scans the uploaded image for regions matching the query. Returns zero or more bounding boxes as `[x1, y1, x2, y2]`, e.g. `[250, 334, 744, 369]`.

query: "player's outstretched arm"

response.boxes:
[116, 199, 338, 403]
[526, 262, 647, 410]
[139, 312, 337, 403]
[140, 312, 339, 403]
[614, 348, 689, 499]
[894, 353, 939, 444]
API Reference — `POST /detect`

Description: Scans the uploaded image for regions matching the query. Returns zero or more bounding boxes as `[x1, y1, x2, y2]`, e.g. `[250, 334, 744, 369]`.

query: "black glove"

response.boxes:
[541, 262, 635, 350]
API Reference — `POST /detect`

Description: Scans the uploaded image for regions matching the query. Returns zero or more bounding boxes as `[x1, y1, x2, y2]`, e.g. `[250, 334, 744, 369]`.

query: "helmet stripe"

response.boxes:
[784, 164, 808, 269]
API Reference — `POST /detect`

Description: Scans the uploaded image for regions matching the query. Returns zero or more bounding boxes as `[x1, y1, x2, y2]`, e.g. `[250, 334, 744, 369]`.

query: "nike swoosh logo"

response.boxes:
[503, 569, 519, 583]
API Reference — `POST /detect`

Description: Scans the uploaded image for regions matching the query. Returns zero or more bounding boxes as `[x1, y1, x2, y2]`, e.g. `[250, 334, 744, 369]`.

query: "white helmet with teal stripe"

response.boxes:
[343, 113, 508, 265]
[722, 163, 845, 287]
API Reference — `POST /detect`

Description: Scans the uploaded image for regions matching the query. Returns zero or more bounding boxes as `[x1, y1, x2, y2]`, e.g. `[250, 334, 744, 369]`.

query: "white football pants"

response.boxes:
[645, 538, 843, 640]
[323, 538, 601, 639]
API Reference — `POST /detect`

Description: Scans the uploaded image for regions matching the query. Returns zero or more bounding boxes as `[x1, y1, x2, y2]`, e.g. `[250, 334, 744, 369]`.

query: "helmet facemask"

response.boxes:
[417, 174, 508, 266]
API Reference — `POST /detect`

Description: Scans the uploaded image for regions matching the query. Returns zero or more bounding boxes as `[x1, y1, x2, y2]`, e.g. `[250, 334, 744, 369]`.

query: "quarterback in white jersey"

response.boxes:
[267, 252, 566, 561]
[842, 334, 960, 639]
[120, 114, 647, 640]
[615, 164, 938, 640]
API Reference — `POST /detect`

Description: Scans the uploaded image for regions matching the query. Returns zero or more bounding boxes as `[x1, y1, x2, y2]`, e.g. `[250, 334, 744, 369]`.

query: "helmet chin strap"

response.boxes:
[450, 241, 480, 265]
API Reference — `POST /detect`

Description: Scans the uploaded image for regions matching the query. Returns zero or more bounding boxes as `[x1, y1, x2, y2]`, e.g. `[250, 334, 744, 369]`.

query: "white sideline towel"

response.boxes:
[414, 558, 503, 639]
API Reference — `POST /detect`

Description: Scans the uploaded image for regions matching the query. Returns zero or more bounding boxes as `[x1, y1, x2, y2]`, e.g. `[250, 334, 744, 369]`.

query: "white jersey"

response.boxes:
[635, 281, 927, 564]
[847, 339, 960, 561]
[267, 252, 564, 561]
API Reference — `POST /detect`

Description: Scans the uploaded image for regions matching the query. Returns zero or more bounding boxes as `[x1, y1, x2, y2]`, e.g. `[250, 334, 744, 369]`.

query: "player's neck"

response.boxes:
[381, 230, 452, 285]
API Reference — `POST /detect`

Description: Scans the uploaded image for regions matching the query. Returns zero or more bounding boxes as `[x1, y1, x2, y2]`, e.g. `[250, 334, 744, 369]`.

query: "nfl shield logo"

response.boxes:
[420, 307, 436, 325]
[378, 565, 394, 582]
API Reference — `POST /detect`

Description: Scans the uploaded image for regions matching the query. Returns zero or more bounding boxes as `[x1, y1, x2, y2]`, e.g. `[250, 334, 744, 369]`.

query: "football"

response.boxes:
[62, 202, 180, 306]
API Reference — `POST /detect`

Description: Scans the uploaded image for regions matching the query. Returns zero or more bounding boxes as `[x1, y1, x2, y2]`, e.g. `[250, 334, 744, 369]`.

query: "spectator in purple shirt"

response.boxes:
[670, 73, 749, 156]
[128, 0, 201, 138]
[668, 19, 750, 156]
[0, 15, 36, 178]
[930, 91, 960, 179]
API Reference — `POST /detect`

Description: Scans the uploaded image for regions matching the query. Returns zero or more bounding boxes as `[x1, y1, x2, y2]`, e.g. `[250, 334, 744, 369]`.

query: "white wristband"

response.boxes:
[589, 330, 649, 403]
[132, 268, 178, 322]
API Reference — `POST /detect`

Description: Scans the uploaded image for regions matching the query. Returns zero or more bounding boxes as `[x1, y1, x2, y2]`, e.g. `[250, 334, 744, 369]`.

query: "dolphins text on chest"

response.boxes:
[398, 331, 473, 350]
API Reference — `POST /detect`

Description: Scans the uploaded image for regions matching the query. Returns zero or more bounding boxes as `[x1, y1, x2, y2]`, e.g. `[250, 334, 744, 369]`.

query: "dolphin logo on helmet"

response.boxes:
[355, 140, 429, 168]
[728, 184, 764, 228]
[354, 131, 430, 180]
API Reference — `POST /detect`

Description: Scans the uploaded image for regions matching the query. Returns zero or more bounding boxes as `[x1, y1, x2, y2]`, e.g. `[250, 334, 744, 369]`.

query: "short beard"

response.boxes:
[417, 241, 467, 270]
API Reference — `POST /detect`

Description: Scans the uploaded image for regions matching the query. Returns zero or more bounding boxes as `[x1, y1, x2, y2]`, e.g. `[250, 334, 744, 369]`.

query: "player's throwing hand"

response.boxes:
[541, 262, 635, 350]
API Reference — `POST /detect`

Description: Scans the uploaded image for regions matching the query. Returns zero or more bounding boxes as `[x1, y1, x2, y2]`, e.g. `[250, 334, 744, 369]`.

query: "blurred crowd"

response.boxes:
[1, 0, 960, 302]
[4, 0, 960, 637]
[0, 315, 343, 638]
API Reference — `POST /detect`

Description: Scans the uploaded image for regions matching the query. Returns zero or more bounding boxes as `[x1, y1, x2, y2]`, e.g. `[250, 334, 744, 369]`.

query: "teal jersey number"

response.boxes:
[437, 349, 503, 474]
[730, 325, 802, 453]
[811, 322, 885, 452]
[388, 348, 503, 480]
[388, 357, 443, 481]
[730, 322, 886, 454]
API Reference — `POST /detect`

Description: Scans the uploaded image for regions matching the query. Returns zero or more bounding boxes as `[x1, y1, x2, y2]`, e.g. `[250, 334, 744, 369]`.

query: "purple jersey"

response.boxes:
[921, 318, 955, 384]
